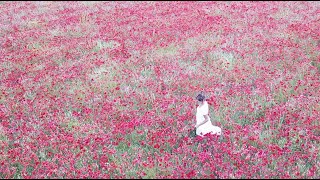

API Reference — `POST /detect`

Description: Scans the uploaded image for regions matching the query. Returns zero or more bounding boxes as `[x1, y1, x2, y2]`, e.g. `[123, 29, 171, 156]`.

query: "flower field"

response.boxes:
[0, 1, 319, 178]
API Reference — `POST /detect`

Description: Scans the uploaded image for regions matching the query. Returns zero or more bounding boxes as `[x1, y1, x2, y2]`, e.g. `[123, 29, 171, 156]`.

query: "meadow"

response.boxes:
[0, 1, 319, 178]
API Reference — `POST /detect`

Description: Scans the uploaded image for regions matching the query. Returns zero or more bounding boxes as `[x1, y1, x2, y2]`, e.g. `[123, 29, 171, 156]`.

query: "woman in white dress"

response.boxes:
[195, 92, 222, 137]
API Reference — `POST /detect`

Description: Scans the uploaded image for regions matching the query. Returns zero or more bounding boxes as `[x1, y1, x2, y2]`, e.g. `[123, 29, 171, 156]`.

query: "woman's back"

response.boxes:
[196, 101, 209, 124]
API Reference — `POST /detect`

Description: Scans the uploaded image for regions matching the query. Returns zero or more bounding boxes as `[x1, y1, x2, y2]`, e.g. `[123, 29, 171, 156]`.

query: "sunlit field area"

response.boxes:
[0, 1, 319, 178]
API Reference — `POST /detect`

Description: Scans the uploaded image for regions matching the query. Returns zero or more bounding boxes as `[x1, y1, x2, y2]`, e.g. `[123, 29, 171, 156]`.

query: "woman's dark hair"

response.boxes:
[196, 92, 205, 102]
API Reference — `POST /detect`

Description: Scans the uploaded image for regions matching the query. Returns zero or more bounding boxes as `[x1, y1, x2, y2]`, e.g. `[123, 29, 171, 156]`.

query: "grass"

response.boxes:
[155, 43, 178, 57]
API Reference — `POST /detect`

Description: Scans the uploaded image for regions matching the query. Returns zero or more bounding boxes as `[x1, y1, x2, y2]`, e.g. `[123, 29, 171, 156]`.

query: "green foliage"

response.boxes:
[259, 130, 272, 143]
[189, 128, 197, 138]
[277, 137, 287, 148]
[277, 115, 286, 130]
[12, 162, 23, 179]
[115, 141, 130, 153]
[155, 44, 178, 57]
[274, 89, 288, 103]
[143, 167, 158, 179]
[311, 60, 320, 73]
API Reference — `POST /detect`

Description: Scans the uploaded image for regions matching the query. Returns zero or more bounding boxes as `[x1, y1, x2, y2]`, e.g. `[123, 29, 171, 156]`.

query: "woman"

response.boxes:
[195, 92, 222, 137]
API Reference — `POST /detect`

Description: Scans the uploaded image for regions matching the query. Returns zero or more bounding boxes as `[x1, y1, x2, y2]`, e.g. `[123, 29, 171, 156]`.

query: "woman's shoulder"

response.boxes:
[204, 101, 209, 109]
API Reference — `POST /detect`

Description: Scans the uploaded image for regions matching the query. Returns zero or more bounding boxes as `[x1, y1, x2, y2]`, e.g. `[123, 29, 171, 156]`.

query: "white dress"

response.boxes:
[196, 101, 222, 137]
